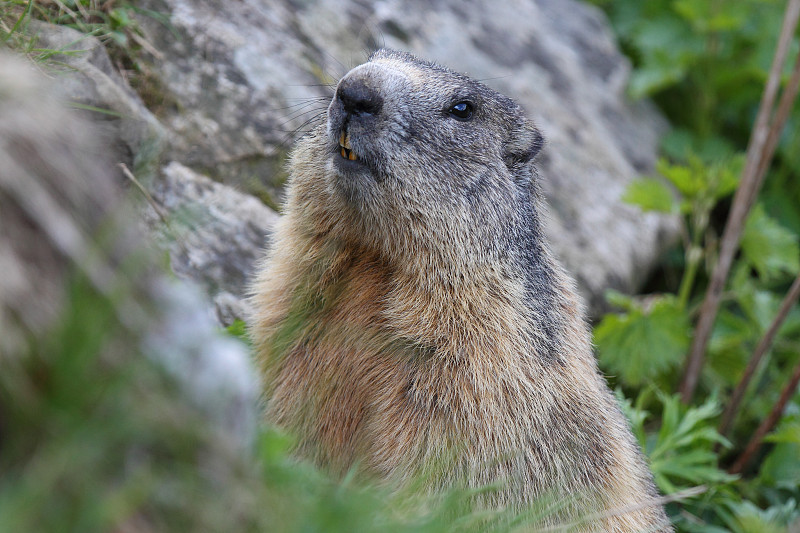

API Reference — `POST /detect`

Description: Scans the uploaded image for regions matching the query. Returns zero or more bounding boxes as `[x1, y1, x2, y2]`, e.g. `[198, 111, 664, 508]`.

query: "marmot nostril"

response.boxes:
[336, 77, 383, 116]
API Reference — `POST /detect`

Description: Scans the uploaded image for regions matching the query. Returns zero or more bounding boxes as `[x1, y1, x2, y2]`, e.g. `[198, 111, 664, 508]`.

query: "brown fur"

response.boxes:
[250, 50, 672, 531]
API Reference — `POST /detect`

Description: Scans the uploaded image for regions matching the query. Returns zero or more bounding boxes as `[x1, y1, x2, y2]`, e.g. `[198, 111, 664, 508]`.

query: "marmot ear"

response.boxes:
[504, 120, 544, 169]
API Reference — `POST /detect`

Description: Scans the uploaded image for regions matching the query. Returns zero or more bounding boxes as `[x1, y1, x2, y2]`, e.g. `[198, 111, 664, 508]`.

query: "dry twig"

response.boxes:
[719, 273, 800, 437]
[679, 0, 800, 403]
[729, 357, 800, 474]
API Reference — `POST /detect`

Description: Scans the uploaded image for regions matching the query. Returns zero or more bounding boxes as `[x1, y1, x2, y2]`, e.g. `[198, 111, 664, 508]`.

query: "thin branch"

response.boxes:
[71, 0, 90, 20]
[752, 50, 800, 207]
[719, 273, 800, 437]
[119, 163, 170, 224]
[51, 0, 81, 23]
[679, 0, 800, 403]
[728, 358, 800, 474]
[119, 163, 196, 266]
[129, 31, 164, 61]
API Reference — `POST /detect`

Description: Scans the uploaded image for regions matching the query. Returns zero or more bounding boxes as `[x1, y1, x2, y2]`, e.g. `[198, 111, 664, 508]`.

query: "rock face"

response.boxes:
[144, 161, 280, 325]
[23, 21, 280, 323]
[0, 52, 257, 449]
[15, 0, 676, 319]
[29, 21, 167, 183]
[0, 52, 119, 355]
[132, 0, 676, 314]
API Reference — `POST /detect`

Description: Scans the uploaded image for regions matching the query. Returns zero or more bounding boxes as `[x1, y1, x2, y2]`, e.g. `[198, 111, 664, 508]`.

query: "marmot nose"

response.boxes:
[336, 77, 383, 116]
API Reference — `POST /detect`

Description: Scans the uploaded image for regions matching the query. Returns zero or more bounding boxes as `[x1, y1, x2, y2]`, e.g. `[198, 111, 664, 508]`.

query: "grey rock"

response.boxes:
[0, 52, 118, 355]
[24, 21, 278, 323]
[0, 52, 257, 449]
[144, 279, 259, 448]
[28, 21, 167, 183]
[134, 0, 678, 314]
[144, 161, 280, 326]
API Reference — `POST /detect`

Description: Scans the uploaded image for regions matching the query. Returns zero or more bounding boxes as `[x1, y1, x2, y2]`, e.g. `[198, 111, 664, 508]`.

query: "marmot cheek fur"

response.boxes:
[249, 49, 672, 531]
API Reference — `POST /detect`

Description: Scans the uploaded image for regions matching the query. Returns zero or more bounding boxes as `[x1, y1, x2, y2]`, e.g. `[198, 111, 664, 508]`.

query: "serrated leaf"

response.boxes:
[641, 393, 736, 493]
[622, 178, 676, 213]
[765, 421, 800, 444]
[629, 64, 686, 98]
[760, 441, 800, 489]
[741, 204, 800, 280]
[656, 158, 700, 196]
[714, 155, 743, 199]
[604, 288, 636, 311]
[727, 499, 800, 533]
[594, 295, 690, 386]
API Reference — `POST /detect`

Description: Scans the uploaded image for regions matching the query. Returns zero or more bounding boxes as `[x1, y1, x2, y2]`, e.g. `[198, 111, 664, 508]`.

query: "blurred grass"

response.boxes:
[0, 273, 505, 532]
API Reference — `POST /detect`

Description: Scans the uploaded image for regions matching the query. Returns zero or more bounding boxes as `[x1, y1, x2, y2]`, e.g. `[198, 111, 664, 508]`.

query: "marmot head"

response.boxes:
[296, 49, 546, 273]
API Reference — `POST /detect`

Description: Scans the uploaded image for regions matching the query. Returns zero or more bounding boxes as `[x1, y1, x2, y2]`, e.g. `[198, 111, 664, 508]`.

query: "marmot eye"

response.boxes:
[448, 101, 474, 121]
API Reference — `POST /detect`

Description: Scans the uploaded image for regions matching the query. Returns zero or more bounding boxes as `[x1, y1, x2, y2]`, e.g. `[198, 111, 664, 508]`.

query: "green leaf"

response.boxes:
[621, 390, 735, 497]
[622, 178, 676, 213]
[604, 288, 636, 311]
[714, 155, 743, 199]
[740, 204, 800, 280]
[614, 388, 649, 447]
[673, 0, 747, 33]
[594, 295, 690, 386]
[760, 421, 800, 488]
[656, 158, 700, 197]
[225, 318, 249, 344]
[706, 307, 754, 387]
[760, 441, 800, 489]
[765, 421, 800, 444]
[624, 14, 705, 98]
[629, 63, 686, 98]
[725, 499, 800, 533]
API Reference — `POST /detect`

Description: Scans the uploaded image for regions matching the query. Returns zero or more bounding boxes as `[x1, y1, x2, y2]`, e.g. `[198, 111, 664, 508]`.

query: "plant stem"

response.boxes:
[678, 198, 713, 311]
[753, 50, 800, 206]
[679, 0, 800, 403]
[677, 246, 701, 310]
[728, 356, 800, 475]
[718, 273, 800, 438]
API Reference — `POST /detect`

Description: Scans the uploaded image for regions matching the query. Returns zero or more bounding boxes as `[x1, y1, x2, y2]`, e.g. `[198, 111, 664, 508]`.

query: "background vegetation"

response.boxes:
[2, 0, 800, 531]
[591, 0, 800, 530]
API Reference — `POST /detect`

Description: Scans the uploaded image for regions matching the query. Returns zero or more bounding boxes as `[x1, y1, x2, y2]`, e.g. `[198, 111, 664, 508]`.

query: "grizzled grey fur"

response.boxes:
[250, 49, 672, 531]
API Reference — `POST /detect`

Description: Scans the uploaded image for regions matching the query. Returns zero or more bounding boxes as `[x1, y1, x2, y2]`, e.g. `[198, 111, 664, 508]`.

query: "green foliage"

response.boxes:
[622, 177, 676, 214]
[226, 318, 251, 346]
[0, 278, 225, 532]
[592, 0, 800, 223]
[591, 0, 800, 530]
[29, 0, 149, 48]
[760, 420, 800, 490]
[622, 155, 745, 311]
[596, 293, 690, 386]
[625, 156, 741, 218]
[741, 204, 800, 281]
[721, 499, 800, 533]
[618, 390, 735, 494]
[0, 0, 165, 96]
[649, 394, 734, 494]
[590, 0, 785, 135]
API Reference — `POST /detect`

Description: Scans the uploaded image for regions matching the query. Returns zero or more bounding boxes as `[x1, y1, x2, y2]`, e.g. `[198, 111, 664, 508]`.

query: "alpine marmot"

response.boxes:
[250, 49, 671, 531]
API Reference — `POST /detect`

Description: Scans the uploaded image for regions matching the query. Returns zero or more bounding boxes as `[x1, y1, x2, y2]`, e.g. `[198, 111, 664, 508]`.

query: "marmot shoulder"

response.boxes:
[250, 49, 672, 531]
